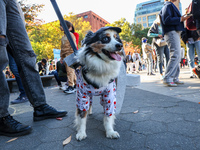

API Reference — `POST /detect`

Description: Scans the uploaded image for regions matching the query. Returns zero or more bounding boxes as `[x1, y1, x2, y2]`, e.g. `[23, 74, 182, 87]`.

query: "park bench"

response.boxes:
[6, 75, 55, 93]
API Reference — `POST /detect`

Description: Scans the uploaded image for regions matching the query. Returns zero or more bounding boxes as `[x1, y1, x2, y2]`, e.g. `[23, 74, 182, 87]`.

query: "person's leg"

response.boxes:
[6, 0, 67, 121]
[7, 51, 28, 104]
[186, 43, 195, 75]
[164, 31, 181, 84]
[6, 0, 46, 107]
[0, 0, 10, 118]
[59, 76, 68, 83]
[146, 57, 150, 74]
[7, 51, 26, 97]
[0, 41, 10, 118]
[195, 40, 200, 61]
[0, 0, 32, 137]
[136, 60, 139, 72]
[164, 45, 170, 66]
[129, 63, 133, 73]
[156, 45, 164, 74]
[149, 53, 154, 74]
[52, 70, 62, 86]
[64, 63, 76, 93]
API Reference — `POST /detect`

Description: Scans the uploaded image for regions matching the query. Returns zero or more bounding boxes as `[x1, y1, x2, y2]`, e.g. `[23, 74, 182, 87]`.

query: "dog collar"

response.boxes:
[82, 68, 100, 88]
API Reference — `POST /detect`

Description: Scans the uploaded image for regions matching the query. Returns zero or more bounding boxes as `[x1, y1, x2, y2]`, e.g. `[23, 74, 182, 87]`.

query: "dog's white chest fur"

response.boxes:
[79, 52, 122, 87]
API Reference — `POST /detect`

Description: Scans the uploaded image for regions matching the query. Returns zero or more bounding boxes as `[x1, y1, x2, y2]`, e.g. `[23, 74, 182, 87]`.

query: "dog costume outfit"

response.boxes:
[75, 69, 117, 116]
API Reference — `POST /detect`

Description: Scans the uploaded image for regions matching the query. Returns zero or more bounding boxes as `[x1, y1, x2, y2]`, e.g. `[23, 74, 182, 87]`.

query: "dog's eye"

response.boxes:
[102, 37, 110, 43]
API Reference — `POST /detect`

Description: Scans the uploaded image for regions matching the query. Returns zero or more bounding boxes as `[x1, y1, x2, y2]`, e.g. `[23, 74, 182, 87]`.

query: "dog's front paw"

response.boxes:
[106, 131, 120, 139]
[76, 131, 87, 141]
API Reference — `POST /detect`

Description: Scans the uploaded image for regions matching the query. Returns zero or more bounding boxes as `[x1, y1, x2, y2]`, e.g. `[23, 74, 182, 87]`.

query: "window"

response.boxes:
[143, 23, 147, 28]
[137, 18, 141, 23]
[148, 22, 153, 27]
[93, 15, 95, 19]
[84, 15, 88, 18]
[148, 15, 156, 27]
[143, 17, 146, 22]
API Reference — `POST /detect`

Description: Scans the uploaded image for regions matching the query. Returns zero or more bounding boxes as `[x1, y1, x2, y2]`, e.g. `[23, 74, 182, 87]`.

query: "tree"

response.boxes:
[106, 18, 151, 54]
[28, 13, 91, 60]
[18, 0, 44, 30]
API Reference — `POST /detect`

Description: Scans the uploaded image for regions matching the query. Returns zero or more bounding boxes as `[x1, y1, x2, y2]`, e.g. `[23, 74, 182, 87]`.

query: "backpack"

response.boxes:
[186, 2, 196, 31]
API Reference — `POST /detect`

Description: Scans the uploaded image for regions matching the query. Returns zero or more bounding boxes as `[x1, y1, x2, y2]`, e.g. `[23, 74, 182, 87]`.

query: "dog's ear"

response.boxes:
[81, 31, 94, 46]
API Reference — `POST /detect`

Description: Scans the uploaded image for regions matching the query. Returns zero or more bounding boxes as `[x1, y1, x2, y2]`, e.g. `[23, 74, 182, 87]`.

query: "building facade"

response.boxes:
[134, 0, 182, 28]
[77, 11, 110, 32]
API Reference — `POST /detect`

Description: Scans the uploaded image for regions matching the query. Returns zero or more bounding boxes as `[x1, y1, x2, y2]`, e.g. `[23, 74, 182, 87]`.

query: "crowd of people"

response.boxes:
[126, 0, 200, 87]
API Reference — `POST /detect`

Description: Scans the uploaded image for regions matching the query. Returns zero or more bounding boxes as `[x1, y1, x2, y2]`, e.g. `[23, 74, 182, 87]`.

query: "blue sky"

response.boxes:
[27, 0, 191, 24]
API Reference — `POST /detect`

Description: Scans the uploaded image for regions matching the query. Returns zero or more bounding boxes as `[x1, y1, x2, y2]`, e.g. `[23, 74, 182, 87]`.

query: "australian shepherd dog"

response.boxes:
[75, 26, 123, 141]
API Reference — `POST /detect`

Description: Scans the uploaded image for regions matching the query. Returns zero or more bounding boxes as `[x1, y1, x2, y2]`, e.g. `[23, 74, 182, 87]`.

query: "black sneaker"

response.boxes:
[11, 96, 29, 104]
[33, 104, 67, 121]
[0, 115, 32, 137]
[63, 86, 76, 94]
[150, 72, 155, 75]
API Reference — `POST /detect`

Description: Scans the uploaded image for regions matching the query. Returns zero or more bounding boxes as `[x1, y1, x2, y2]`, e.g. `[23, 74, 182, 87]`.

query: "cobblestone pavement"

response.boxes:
[0, 67, 200, 150]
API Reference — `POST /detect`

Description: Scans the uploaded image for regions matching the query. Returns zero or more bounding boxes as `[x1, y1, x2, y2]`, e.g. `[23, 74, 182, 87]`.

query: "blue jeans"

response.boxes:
[155, 45, 170, 74]
[52, 70, 67, 86]
[0, 0, 46, 118]
[7, 51, 26, 97]
[186, 40, 200, 75]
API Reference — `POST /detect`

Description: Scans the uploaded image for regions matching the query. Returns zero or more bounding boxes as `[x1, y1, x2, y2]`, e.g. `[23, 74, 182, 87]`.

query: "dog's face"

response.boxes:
[78, 27, 123, 91]
[81, 28, 123, 62]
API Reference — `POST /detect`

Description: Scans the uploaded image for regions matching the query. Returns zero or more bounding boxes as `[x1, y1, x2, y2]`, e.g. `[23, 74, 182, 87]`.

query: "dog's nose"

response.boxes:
[115, 43, 123, 51]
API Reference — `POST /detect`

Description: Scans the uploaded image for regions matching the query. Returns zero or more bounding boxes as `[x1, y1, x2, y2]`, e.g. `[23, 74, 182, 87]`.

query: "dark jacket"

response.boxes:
[56, 61, 67, 77]
[37, 62, 46, 76]
[159, 1, 185, 36]
[181, 28, 200, 44]
[192, 0, 200, 20]
[147, 23, 160, 47]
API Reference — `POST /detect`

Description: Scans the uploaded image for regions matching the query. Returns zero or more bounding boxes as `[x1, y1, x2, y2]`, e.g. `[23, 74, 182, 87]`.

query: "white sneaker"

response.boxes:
[59, 85, 62, 90]
[160, 75, 164, 80]
[61, 85, 68, 91]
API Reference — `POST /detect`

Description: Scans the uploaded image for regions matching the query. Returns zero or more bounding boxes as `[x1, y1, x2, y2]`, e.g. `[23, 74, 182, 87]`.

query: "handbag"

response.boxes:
[186, 2, 197, 31]
[155, 38, 167, 47]
[144, 44, 153, 53]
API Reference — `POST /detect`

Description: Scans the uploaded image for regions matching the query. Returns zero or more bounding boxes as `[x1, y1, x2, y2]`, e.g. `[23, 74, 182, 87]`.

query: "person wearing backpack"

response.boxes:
[148, 15, 170, 80]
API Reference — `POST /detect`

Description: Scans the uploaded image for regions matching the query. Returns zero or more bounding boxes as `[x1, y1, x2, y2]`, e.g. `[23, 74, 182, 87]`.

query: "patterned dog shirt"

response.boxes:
[75, 69, 117, 116]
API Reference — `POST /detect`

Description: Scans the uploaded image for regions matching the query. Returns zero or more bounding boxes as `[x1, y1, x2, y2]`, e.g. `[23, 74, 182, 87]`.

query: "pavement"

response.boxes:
[1, 67, 200, 150]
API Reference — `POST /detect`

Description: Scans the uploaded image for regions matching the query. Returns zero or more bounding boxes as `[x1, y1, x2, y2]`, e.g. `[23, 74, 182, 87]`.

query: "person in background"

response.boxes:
[5, 67, 11, 79]
[126, 52, 134, 73]
[148, 15, 170, 80]
[181, 28, 200, 78]
[160, 0, 190, 86]
[7, 45, 28, 104]
[132, 50, 142, 73]
[49, 60, 54, 71]
[180, 46, 185, 68]
[52, 59, 68, 90]
[0, 0, 67, 137]
[141, 37, 155, 75]
[36, 59, 48, 76]
[60, 20, 78, 94]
